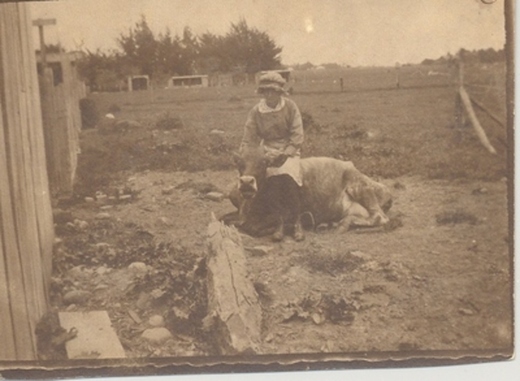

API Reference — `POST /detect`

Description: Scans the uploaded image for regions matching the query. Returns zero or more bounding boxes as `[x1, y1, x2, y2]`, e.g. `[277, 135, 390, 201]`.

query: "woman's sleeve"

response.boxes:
[240, 107, 261, 151]
[284, 101, 304, 156]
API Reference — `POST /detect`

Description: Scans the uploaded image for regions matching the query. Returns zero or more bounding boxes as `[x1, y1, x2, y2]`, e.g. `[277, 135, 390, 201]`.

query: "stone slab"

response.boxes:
[59, 311, 126, 359]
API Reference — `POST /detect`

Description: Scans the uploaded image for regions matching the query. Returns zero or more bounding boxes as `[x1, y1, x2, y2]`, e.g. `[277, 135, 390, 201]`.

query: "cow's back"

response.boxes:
[300, 157, 356, 223]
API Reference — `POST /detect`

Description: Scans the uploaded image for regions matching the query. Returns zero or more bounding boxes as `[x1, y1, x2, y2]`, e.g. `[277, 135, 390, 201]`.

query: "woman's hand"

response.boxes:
[265, 150, 288, 167]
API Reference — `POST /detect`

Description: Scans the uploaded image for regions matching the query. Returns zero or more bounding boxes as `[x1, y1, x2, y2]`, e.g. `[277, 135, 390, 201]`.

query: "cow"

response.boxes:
[225, 144, 393, 240]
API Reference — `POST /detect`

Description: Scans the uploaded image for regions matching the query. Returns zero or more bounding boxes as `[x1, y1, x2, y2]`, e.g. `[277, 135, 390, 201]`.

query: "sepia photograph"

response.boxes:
[0, 0, 514, 379]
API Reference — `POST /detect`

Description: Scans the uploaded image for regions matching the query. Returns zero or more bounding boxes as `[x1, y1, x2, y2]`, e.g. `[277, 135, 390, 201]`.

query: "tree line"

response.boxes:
[75, 16, 283, 91]
[421, 47, 505, 66]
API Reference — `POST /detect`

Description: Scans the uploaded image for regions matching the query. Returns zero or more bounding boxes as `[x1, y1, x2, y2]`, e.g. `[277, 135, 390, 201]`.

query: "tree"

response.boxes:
[117, 15, 158, 77]
[223, 19, 282, 73]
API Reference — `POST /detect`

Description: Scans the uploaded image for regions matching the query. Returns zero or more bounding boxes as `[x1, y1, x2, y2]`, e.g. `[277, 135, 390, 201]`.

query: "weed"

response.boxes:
[435, 209, 479, 225]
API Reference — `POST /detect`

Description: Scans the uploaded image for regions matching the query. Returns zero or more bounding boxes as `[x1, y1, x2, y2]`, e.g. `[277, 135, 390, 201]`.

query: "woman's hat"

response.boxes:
[257, 71, 287, 94]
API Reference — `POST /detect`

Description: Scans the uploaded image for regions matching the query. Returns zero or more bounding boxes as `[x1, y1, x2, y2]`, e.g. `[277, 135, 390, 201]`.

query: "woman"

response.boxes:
[240, 71, 305, 242]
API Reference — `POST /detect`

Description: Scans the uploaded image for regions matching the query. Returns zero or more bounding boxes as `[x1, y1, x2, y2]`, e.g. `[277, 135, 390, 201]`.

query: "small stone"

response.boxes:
[161, 186, 175, 195]
[209, 129, 225, 135]
[96, 193, 108, 201]
[96, 266, 108, 275]
[205, 192, 224, 202]
[128, 262, 148, 275]
[95, 212, 111, 220]
[63, 290, 91, 305]
[73, 219, 89, 230]
[119, 194, 132, 201]
[100, 205, 114, 210]
[65, 304, 77, 312]
[150, 289, 166, 299]
[94, 284, 109, 291]
[350, 250, 372, 261]
[247, 245, 273, 256]
[148, 315, 165, 327]
[84, 197, 95, 203]
[127, 176, 137, 182]
[157, 217, 172, 226]
[136, 292, 152, 310]
[141, 327, 172, 344]
[459, 308, 475, 316]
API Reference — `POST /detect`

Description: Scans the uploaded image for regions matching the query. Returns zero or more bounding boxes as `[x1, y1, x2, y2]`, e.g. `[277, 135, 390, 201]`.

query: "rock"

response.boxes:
[209, 129, 225, 135]
[157, 217, 172, 226]
[100, 205, 114, 210]
[247, 245, 273, 256]
[119, 194, 132, 201]
[65, 304, 77, 312]
[73, 219, 89, 230]
[95, 192, 108, 201]
[63, 290, 91, 305]
[459, 308, 475, 316]
[135, 292, 152, 310]
[84, 197, 95, 203]
[67, 266, 85, 279]
[148, 315, 165, 327]
[128, 262, 149, 275]
[205, 192, 225, 202]
[95, 212, 111, 220]
[161, 186, 175, 195]
[350, 250, 372, 261]
[96, 266, 109, 275]
[141, 328, 172, 344]
[150, 288, 166, 299]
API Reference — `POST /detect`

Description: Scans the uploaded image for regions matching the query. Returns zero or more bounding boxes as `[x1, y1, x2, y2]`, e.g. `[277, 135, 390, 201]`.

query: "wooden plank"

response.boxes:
[206, 214, 262, 355]
[13, 4, 46, 356]
[0, 4, 36, 360]
[459, 86, 497, 154]
[59, 311, 127, 359]
[0, 75, 18, 361]
[19, 1, 52, 311]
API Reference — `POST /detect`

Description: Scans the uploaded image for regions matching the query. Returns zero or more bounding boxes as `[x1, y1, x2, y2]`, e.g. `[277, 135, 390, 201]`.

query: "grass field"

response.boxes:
[76, 63, 507, 197]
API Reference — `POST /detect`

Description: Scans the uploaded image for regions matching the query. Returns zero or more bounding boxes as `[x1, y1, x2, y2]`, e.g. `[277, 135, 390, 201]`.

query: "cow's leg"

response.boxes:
[265, 176, 286, 242]
[279, 176, 305, 241]
[272, 216, 285, 242]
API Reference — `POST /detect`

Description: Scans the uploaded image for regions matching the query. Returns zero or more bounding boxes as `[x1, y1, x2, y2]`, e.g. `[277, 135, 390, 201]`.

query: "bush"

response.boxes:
[79, 98, 99, 129]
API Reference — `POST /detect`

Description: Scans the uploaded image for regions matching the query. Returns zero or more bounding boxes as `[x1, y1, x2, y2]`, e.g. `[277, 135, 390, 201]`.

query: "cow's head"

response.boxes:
[233, 145, 269, 200]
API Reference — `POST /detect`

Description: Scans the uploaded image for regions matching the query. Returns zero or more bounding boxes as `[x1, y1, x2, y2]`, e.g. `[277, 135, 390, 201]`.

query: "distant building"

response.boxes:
[128, 75, 150, 91]
[168, 75, 209, 88]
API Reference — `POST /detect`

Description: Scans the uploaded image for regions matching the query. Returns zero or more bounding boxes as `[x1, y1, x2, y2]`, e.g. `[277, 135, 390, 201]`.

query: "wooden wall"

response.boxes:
[0, 3, 54, 361]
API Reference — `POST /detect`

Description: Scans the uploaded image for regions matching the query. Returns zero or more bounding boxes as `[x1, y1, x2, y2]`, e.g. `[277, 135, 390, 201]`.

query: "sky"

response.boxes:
[28, 0, 506, 67]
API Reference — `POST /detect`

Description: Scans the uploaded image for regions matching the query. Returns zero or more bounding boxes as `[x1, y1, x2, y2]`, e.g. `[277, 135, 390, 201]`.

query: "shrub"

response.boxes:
[79, 98, 99, 129]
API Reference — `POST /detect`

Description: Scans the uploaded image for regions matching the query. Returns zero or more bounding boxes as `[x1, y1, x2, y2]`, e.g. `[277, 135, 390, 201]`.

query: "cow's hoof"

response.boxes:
[272, 231, 284, 242]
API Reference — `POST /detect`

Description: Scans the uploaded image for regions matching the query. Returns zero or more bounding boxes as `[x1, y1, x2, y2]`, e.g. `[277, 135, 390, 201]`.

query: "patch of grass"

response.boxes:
[305, 250, 364, 275]
[435, 209, 479, 225]
[155, 113, 184, 130]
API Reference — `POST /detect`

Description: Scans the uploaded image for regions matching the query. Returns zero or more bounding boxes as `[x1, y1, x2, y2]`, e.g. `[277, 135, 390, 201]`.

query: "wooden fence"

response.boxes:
[0, 3, 54, 361]
[39, 53, 85, 199]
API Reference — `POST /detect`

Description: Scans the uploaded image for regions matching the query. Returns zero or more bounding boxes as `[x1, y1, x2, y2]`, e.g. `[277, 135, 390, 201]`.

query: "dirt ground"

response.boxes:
[50, 166, 511, 358]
